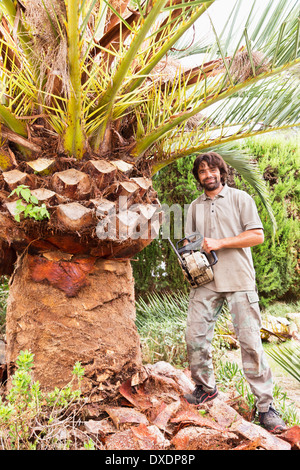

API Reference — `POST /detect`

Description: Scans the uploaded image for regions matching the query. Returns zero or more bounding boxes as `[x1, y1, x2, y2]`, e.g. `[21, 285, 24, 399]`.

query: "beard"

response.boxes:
[201, 177, 221, 191]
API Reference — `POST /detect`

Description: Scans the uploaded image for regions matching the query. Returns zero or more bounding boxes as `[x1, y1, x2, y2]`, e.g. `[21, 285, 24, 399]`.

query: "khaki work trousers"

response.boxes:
[186, 287, 273, 412]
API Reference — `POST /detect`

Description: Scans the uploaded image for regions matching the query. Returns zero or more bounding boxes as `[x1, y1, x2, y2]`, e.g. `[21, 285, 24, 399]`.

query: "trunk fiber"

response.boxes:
[5, 254, 142, 400]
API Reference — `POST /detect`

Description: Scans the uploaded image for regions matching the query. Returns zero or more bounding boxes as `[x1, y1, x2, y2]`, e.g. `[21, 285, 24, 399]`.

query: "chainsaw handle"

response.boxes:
[209, 250, 218, 267]
[176, 233, 203, 253]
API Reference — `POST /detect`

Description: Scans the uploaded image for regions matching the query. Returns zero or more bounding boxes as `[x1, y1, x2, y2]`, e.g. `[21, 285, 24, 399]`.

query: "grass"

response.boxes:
[262, 300, 300, 318]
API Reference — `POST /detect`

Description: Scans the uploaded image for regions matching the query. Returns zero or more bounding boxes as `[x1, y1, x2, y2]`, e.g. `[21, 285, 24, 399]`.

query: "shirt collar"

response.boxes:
[203, 184, 229, 200]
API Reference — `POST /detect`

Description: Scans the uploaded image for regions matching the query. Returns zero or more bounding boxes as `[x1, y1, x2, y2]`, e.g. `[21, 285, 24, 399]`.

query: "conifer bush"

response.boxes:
[239, 135, 299, 306]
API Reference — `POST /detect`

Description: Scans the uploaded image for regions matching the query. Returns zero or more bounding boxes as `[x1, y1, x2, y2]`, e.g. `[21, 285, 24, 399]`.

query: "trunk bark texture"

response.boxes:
[6, 253, 142, 399]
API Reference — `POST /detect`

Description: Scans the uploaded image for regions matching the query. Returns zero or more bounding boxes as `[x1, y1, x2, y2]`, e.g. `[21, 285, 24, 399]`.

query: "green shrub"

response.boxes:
[0, 350, 87, 450]
[239, 135, 299, 306]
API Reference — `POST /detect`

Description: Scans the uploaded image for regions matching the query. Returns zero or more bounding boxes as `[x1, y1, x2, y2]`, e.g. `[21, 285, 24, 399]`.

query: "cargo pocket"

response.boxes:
[236, 292, 263, 378]
[246, 291, 259, 304]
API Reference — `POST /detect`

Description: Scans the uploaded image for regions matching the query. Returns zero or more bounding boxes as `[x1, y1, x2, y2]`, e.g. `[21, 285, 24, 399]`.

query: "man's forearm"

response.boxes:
[203, 229, 264, 253]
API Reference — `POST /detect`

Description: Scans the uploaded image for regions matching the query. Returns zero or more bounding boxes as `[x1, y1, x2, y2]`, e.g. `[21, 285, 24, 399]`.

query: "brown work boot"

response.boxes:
[184, 385, 218, 405]
[258, 406, 287, 432]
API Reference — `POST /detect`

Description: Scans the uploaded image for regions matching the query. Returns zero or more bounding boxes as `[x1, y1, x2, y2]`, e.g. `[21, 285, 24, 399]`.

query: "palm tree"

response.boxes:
[0, 0, 299, 397]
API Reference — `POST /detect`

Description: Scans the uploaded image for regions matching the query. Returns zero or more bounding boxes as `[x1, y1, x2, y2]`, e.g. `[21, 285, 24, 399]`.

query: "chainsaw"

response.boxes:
[168, 233, 218, 288]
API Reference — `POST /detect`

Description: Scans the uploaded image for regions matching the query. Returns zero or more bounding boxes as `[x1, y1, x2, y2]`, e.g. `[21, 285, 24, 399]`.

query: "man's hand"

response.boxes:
[202, 238, 223, 253]
[203, 229, 264, 253]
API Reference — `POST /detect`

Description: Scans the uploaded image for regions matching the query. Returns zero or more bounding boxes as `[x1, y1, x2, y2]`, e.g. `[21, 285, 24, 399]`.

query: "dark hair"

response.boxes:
[192, 152, 228, 184]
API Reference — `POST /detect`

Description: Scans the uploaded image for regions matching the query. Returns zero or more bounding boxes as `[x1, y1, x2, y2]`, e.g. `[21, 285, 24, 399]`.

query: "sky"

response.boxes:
[179, 0, 260, 66]
[177, 0, 298, 67]
[195, 0, 277, 36]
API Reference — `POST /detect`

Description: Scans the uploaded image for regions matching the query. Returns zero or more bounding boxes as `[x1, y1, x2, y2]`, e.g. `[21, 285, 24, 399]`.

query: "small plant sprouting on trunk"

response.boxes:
[8, 185, 50, 222]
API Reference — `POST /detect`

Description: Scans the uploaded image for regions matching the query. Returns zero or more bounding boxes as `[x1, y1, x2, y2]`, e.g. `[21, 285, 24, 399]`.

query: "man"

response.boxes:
[184, 152, 286, 432]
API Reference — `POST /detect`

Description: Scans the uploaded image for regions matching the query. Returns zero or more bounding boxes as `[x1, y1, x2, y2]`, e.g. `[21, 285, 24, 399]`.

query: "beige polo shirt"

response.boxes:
[185, 184, 264, 292]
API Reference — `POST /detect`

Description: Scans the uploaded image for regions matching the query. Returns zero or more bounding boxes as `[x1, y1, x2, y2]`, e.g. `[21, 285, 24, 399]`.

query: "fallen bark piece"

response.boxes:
[3, 169, 31, 190]
[84, 419, 117, 437]
[1, 126, 41, 154]
[151, 400, 181, 431]
[131, 424, 170, 450]
[172, 426, 239, 450]
[276, 426, 300, 450]
[231, 437, 262, 450]
[205, 397, 243, 428]
[93, 198, 116, 217]
[146, 361, 194, 395]
[119, 378, 153, 411]
[230, 417, 291, 451]
[105, 406, 149, 429]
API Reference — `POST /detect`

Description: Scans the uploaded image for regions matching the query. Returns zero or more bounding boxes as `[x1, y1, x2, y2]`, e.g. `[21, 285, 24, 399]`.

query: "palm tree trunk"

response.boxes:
[5, 253, 142, 398]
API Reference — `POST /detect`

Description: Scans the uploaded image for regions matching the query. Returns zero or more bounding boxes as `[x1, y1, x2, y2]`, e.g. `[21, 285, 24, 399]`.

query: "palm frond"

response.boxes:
[63, 0, 85, 159]
[0, 0, 33, 62]
[131, 8, 299, 159]
[0, 104, 27, 137]
[266, 341, 300, 382]
[92, 0, 168, 146]
[125, 1, 215, 94]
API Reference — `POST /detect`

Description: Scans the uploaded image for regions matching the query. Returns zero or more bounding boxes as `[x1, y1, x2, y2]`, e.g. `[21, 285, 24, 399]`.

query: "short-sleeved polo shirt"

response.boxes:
[185, 184, 264, 292]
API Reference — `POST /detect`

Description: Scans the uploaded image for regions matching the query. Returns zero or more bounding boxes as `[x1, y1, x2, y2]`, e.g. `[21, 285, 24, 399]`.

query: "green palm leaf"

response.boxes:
[266, 341, 300, 382]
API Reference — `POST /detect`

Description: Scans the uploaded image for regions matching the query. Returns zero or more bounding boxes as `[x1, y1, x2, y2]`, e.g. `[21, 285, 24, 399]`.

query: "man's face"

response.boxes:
[198, 161, 222, 191]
